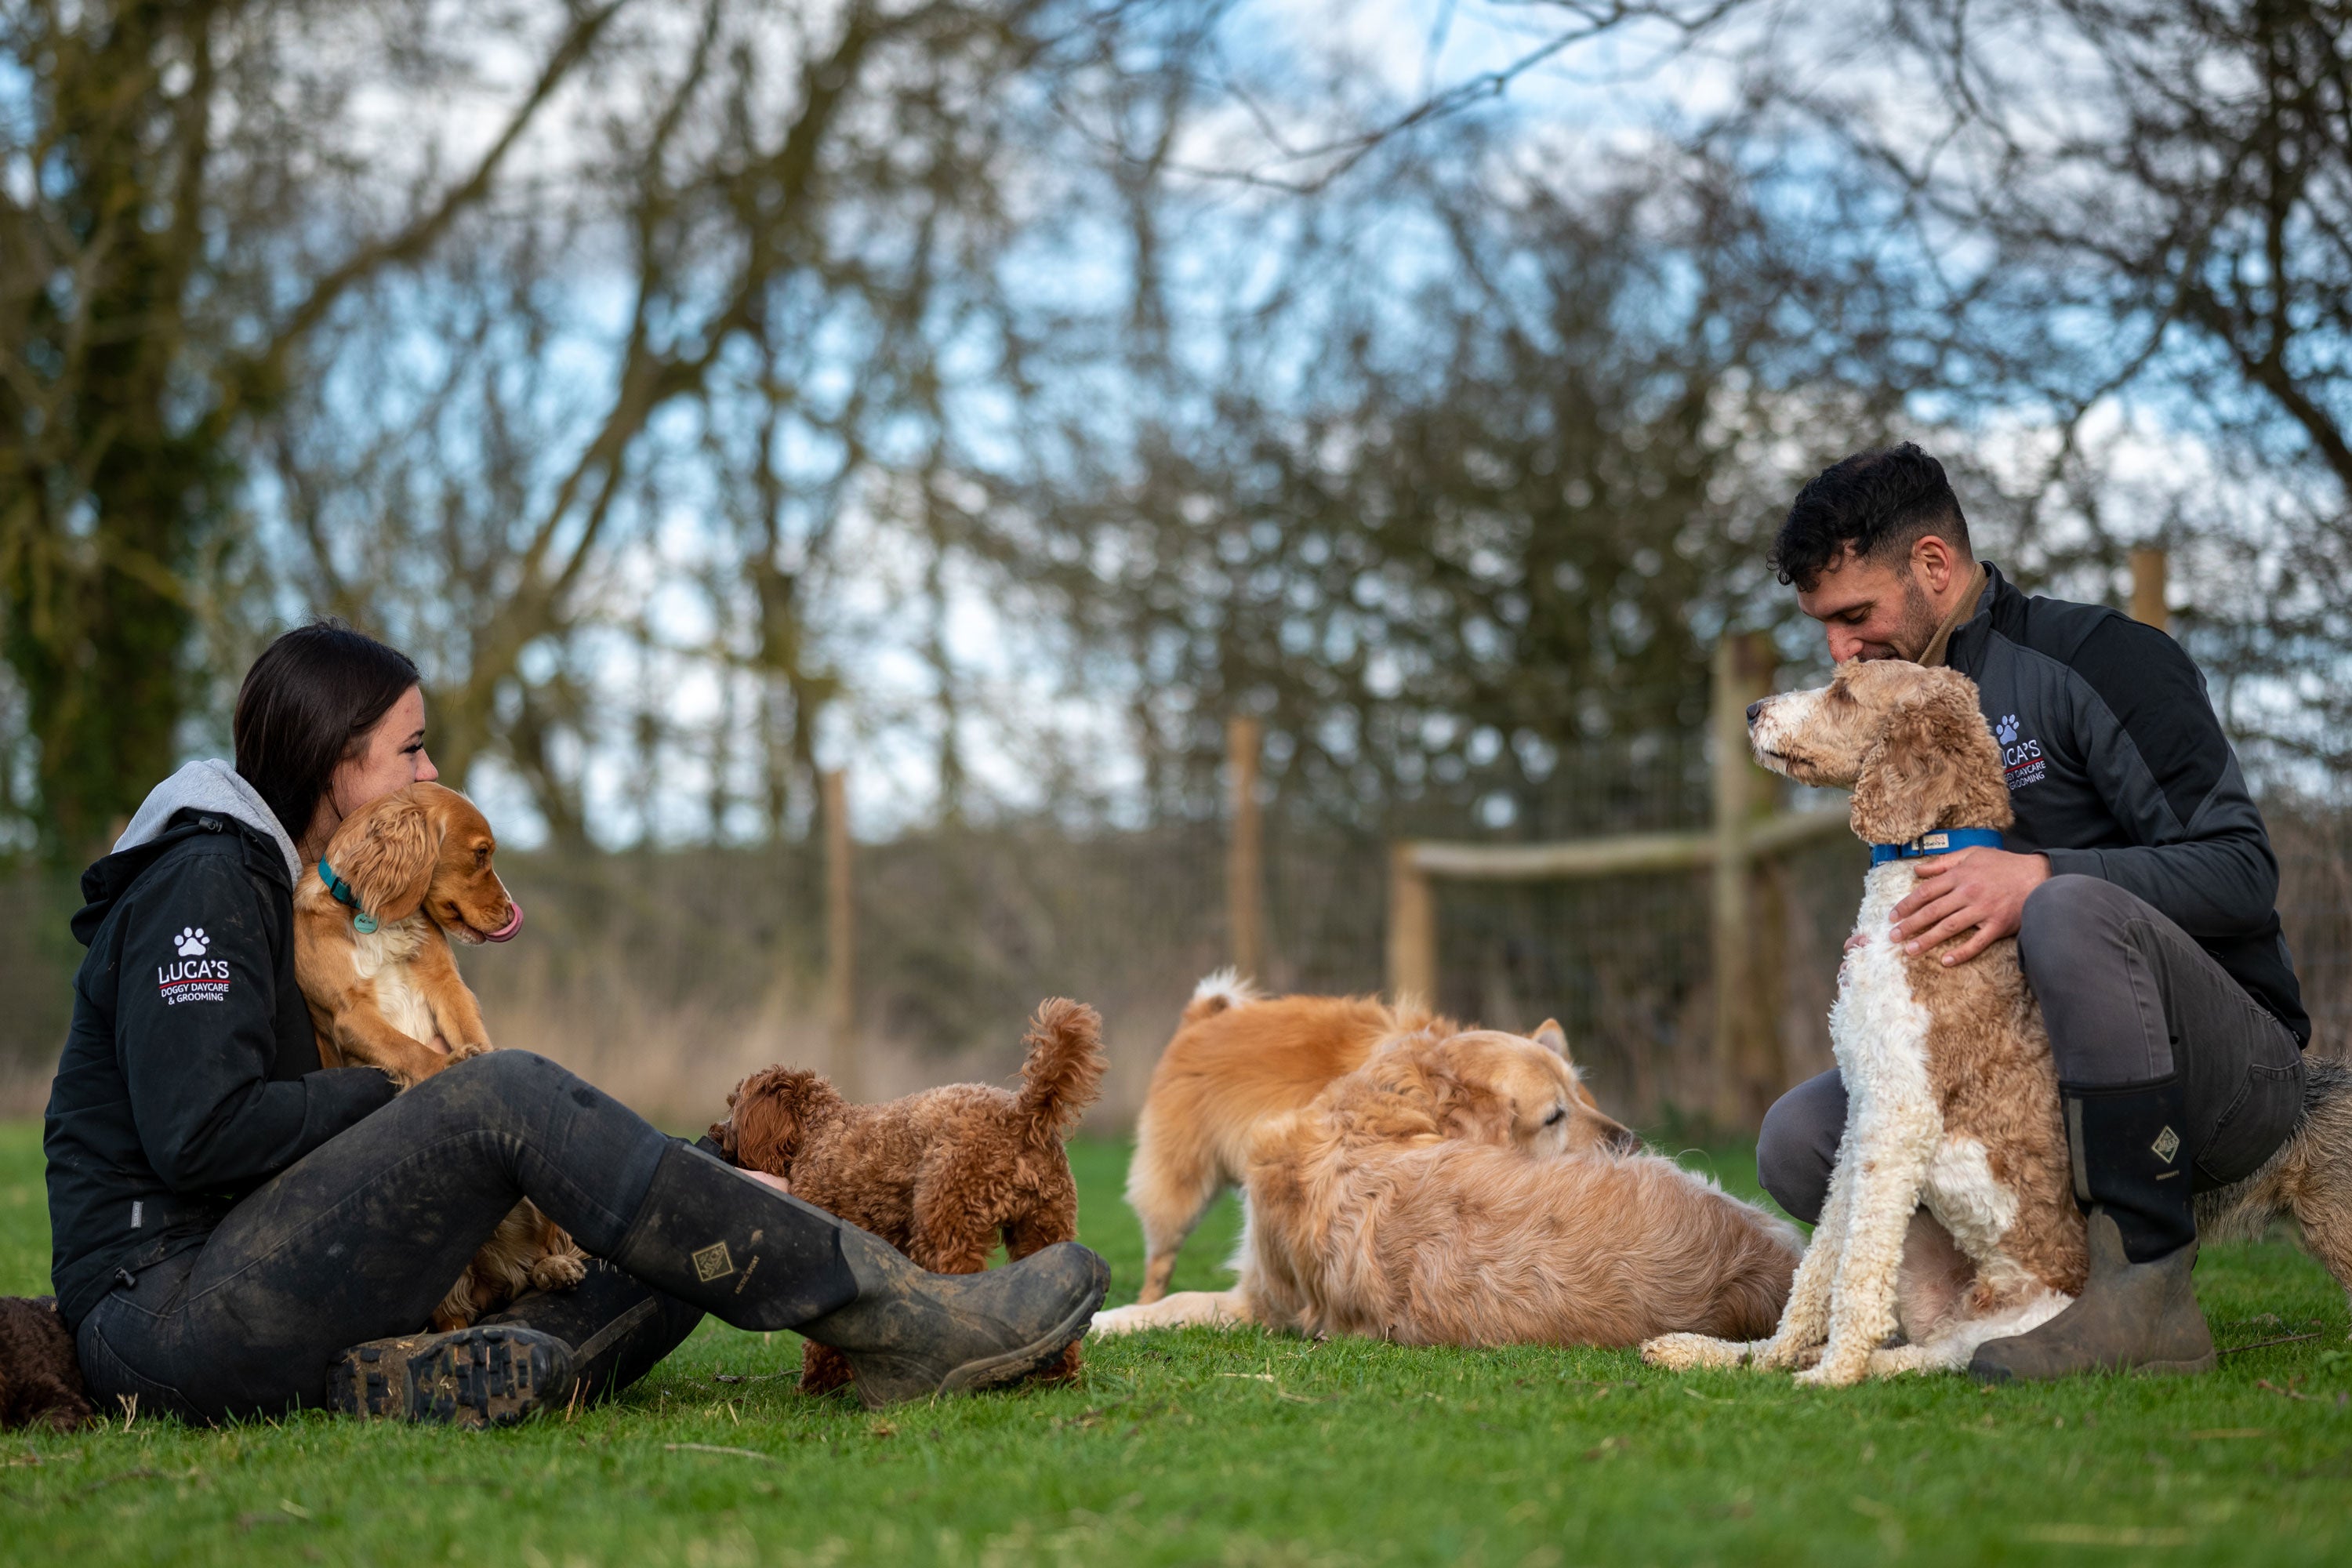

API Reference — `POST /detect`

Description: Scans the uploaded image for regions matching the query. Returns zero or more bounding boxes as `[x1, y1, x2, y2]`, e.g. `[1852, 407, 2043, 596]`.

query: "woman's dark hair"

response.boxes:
[234, 620, 421, 842]
[1769, 442, 1972, 591]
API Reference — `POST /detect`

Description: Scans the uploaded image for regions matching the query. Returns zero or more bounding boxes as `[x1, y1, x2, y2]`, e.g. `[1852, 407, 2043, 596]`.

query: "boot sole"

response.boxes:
[329, 1325, 575, 1428]
[855, 1257, 1111, 1410]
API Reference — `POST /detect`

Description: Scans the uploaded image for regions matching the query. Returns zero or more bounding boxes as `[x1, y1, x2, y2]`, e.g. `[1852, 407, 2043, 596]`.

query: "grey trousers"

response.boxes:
[1757, 874, 2305, 1225]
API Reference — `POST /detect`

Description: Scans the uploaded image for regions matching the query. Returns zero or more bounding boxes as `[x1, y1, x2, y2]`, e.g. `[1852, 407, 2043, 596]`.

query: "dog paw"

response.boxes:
[445, 1042, 493, 1064]
[1863, 1344, 1945, 1378]
[1793, 1356, 1867, 1388]
[1752, 1336, 1822, 1372]
[1639, 1334, 1748, 1372]
[532, 1253, 589, 1292]
[1091, 1298, 1148, 1335]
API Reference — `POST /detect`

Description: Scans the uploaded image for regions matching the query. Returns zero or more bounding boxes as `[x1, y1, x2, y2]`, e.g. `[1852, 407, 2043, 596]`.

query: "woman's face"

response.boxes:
[332, 685, 438, 818]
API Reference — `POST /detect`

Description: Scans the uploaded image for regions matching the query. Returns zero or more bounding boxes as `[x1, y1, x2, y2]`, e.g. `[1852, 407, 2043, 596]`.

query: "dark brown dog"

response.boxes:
[712, 998, 1105, 1396]
[0, 1297, 93, 1432]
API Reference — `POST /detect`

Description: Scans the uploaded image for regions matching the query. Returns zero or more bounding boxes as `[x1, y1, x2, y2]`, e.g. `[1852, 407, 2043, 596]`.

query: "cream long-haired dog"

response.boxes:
[1645, 660, 2352, 1385]
[1125, 976, 1638, 1303]
[1097, 1026, 1798, 1346]
[295, 782, 586, 1330]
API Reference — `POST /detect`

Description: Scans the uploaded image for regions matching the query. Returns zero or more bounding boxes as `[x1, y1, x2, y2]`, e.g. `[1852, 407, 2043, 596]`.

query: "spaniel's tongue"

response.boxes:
[482, 902, 524, 942]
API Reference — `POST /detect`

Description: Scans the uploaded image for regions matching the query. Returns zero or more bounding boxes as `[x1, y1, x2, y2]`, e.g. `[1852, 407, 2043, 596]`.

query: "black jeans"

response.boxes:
[76, 1052, 754, 1424]
[1757, 874, 2305, 1224]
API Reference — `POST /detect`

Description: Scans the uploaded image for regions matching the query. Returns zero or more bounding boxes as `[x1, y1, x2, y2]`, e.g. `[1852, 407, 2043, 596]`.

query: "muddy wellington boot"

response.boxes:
[1971, 1074, 2215, 1382]
[1969, 1210, 2215, 1381]
[329, 1324, 576, 1427]
[795, 1227, 1110, 1409]
[609, 1142, 1109, 1409]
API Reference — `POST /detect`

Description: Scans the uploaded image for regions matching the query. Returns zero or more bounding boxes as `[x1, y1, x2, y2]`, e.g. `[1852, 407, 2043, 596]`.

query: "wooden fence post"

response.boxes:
[821, 767, 858, 1101]
[1226, 717, 1265, 982]
[2131, 547, 2169, 633]
[1387, 843, 1436, 1003]
[1710, 632, 1780, 1128]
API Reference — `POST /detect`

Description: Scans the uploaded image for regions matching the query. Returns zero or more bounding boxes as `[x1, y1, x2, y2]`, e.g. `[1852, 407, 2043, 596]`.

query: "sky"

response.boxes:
[348, 0, 1788, 848]
[114, 0, 2320, 847]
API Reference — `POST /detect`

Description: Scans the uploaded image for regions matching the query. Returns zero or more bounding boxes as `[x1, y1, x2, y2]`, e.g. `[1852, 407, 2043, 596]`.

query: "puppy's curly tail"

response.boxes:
[1181, 967, 1261, 1025]
[1014, 997, 1107, 1145]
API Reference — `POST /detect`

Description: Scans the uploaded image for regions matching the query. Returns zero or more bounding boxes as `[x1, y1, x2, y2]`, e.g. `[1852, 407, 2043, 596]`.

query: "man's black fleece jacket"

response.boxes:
[44, 811, 396, 1329]
[1946, 562, 2308, 1045]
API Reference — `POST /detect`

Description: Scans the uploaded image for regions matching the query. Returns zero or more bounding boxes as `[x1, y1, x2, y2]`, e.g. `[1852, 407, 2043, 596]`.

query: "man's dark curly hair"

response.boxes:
[1769, 442, 1972, 591]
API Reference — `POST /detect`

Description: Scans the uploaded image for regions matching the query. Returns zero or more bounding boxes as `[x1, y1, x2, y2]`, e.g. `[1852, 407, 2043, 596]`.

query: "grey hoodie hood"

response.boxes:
[114, 759, 303, 887]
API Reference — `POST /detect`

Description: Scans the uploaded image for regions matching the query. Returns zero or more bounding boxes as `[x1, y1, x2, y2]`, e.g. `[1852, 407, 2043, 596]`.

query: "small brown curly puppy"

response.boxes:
[0, 1296, 94, 1432]
[712, 997, 1105, 1397]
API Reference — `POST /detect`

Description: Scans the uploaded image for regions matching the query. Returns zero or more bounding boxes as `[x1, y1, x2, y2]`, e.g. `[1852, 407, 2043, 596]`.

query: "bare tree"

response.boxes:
[256, 0, 1168, 845]
[1713, 1, 2352, 772]
[0, 0, 1183, 852]
[0, 0, 631, 855]
[1011, 122, 1923, 832]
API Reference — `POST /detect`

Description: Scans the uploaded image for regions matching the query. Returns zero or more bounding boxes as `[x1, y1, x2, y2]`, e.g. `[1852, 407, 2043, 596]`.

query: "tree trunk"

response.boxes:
[0, 3, 220, 859]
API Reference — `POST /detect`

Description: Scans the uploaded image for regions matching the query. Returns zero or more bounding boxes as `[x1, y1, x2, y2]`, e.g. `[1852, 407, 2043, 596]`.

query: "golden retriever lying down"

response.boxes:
[1094, 1027, 1799, 1345]
[1127, 974, 1639, 1304]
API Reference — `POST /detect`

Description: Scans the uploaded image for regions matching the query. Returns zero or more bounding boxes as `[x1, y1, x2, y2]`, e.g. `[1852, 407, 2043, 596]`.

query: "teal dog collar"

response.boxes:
[317, 858, 378, 934]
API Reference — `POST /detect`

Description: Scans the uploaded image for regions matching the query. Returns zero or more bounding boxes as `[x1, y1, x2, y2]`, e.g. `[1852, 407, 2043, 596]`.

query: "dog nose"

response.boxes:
[1609, 1125, 1642, 1155]
[1745, 699, 1764, 725]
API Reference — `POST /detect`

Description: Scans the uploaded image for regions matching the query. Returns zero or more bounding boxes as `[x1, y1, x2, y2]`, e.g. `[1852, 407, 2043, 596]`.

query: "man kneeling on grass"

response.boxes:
[1755, 444, 2308, 1382]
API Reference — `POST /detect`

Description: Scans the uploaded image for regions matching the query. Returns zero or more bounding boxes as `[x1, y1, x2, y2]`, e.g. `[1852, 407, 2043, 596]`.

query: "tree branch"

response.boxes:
[225, 0, 632, 414]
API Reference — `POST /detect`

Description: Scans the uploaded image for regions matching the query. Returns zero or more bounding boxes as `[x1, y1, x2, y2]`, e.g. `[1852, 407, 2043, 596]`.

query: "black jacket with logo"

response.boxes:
[44, 810, 397, 1329]
[1947, 563, 2309, 1045]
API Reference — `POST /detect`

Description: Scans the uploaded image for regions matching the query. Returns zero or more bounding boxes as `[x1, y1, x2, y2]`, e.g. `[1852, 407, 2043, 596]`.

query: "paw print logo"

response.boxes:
[174, 927, 209, 957]
[1995, 714, 2019, 746]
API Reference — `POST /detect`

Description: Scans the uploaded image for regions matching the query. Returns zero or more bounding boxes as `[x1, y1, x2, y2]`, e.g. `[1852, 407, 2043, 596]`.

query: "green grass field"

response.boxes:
[4, 1123, 2351, 1566]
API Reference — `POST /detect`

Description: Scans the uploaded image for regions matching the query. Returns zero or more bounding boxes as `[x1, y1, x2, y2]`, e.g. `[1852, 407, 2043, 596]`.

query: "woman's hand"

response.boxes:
[739, 1167, 793, 1198]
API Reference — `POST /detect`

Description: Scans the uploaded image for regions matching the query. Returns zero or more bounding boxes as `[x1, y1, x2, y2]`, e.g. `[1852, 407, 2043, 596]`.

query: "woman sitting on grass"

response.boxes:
[45, 620, 1105, 1426]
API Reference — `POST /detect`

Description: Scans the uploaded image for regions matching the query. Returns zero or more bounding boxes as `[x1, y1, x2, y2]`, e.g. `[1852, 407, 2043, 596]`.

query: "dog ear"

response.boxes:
[1529, 1022, 1606, 1107]
[1426, 1060, 1514, 1145]
[327, 788, 441, 925]
[1345, 1050, 1443, 1141]
[1849, 671, 2013, 845]
[724, 1072, 801, 1176]
[709, 1078, 744, 1163]
[1848, 689, 1951, 844]
[1848, 698, 1941, 845]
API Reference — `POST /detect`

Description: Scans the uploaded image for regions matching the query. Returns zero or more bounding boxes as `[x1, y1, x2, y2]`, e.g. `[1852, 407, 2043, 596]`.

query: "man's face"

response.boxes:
[1795, 545, 1941, 663]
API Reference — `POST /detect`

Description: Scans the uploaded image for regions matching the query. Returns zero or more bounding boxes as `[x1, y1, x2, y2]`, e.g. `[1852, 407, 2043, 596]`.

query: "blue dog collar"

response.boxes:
[317, 858, 378, 934]
[1869, 829, 2005, 866]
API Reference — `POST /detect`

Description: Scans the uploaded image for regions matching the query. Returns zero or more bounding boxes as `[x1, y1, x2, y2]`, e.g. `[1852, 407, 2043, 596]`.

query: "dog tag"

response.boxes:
[354, 913, 378, 935]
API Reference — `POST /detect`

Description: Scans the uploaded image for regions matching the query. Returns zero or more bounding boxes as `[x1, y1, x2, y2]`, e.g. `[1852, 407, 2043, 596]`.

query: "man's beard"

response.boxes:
[1888, 575, 1940, 661]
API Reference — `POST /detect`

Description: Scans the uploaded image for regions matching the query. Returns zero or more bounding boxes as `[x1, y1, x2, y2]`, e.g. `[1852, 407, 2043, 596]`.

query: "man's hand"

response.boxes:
[1891, 847, 2049, 965]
